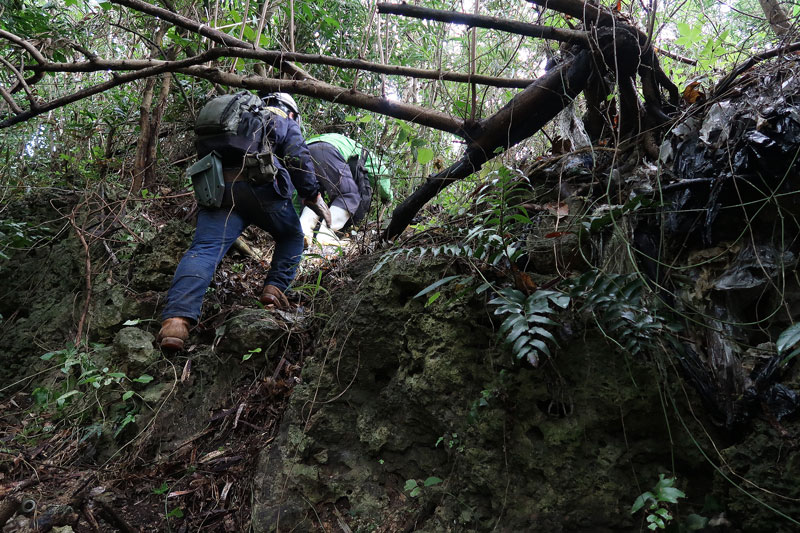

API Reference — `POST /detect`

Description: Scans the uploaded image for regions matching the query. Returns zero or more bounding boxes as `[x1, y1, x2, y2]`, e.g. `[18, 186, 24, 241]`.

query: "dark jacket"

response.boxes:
[263, 112, 318, 201]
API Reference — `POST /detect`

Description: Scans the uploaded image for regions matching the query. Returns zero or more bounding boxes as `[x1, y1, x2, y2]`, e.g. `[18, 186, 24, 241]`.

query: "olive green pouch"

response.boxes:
[187, 151, 224, 208]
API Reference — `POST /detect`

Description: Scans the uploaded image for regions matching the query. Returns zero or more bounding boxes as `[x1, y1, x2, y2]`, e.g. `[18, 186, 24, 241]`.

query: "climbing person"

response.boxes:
[157, 91, 330, 352]
[299, 132, 393, 246]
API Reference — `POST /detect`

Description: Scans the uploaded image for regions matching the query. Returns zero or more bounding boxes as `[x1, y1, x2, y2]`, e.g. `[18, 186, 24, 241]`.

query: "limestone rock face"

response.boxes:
[252, 256, 711, 532]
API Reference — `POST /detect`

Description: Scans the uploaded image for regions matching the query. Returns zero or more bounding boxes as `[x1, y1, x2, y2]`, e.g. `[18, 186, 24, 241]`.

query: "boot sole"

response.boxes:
[160, 337, 185, 352]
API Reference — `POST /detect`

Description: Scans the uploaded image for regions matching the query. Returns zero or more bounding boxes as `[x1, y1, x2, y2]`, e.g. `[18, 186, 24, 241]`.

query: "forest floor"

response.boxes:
[0, 193, 384, 532]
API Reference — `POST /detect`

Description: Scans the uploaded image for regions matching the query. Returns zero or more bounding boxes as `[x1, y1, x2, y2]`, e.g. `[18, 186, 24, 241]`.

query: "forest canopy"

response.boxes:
[1, 0, 797, 222]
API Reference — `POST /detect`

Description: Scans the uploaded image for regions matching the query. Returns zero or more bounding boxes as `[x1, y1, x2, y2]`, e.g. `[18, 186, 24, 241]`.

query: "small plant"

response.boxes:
[435, 432, 463, 453]
[35, 343, 152, 437]
[631, 474, 687, 530]
[404, 476, 443, 497]
[489, 288, 570, 367]
[242, 347, 262, 362]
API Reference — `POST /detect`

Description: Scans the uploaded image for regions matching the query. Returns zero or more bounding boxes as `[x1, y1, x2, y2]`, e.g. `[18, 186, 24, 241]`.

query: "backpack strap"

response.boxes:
[265, 106, 288, 119]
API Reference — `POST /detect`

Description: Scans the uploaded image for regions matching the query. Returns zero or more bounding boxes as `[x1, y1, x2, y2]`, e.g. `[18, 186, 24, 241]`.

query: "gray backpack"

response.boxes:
[187, 91, 278, 206]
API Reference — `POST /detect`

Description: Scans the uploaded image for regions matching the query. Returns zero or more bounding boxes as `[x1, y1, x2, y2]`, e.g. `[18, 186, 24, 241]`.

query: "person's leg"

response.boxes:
[162, 206, 246, 323]
[236, 183, 304, 305]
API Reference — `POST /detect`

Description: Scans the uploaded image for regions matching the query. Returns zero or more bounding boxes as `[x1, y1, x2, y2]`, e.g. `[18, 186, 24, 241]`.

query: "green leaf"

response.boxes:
[166, 508, 184, 519]
[56, 390, 80, 406]
[133, 374, 154, 384]
[631, 492, 655, 514]
[658, 486, 686, 504]
[416, 147, 434, 165]
[122, 391, 134, 401]
[505, 320, 530, 344]
[528, 338, 551, 358]
[425, 292, 441, 306]
[413, 275, 461, 299]
[511, 333, 530, 354]
[423, 476, 442, 487]
[403, 479, 418, 492]
[122, 318, 141, 326]
[776, 323, 800, 355]
[152, 482, 169, 495]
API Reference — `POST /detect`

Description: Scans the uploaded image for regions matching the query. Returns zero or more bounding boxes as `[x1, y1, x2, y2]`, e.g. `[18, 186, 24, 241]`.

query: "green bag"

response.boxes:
[187, 151, 224, 208]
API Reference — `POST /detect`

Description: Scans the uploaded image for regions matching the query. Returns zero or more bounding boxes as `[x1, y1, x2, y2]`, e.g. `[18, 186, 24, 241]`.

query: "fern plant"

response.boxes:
[489, 287, 570, 366]
[569, 270, 680, 356]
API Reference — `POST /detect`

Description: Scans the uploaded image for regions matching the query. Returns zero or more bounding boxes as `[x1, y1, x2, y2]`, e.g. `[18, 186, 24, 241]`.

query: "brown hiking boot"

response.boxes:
[260, 285, 289, 310]
[157, 317, 191, 352]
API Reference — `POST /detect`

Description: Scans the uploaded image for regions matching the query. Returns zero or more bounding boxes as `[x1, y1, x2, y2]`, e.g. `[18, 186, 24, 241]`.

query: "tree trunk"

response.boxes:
[759, 0, 792, 36]
[132, 29, 175, 194]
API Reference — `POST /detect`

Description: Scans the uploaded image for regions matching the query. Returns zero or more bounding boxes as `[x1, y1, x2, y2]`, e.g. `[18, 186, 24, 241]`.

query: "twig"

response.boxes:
[68, 203, 93, 346]
[82, 504, 101, 532]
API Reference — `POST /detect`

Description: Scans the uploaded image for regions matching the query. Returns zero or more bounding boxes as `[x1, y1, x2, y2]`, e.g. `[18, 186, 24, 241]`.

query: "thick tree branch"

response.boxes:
[385, 50, 592, 239]
[377, 2, 589, 45]
[525, 0, 615, 27]
[0, 62, 183, 128]
[174, 65, 466, 136]
[0, 86, 22, 114]
[31, 49, 537, 88]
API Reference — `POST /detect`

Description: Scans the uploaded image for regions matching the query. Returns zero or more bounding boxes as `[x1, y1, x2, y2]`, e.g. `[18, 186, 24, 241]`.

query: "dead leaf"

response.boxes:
[181, 359, 192, 382]
[199, 450, 226, 463]
[544, 202, 569, 219]
[167, 489, 195, 498]
[682, 81, 706, 104]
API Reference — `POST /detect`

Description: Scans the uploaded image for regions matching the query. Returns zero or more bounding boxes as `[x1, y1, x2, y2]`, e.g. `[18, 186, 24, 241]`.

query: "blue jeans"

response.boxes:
[162, 182, 304, 323]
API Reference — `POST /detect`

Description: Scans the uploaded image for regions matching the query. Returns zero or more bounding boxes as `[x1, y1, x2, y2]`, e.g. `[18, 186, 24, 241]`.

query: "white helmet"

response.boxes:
[263, 92, 300, 116]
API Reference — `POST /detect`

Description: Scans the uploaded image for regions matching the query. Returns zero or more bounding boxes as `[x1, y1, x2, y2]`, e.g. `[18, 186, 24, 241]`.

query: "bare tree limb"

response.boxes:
[525, 0, 615, 27]
[377, 2, 589, 45]
[715, 40, 800, 94]
[174, 65, 467, 136]
[653, 46, 697, 66]
[0, 61, 185, 128]
[0, 56, 37, 109]
[30, 48, 537, 88]
[0, 86, 22, 114]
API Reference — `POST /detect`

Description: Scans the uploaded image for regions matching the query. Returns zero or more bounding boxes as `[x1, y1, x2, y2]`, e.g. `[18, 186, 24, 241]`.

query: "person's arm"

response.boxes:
[274, 117, 319, 200]
[271, 117, 331, 225]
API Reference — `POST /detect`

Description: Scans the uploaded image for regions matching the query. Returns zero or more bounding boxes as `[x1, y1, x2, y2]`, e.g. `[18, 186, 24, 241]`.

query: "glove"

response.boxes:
[303, 193, 331, 227]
